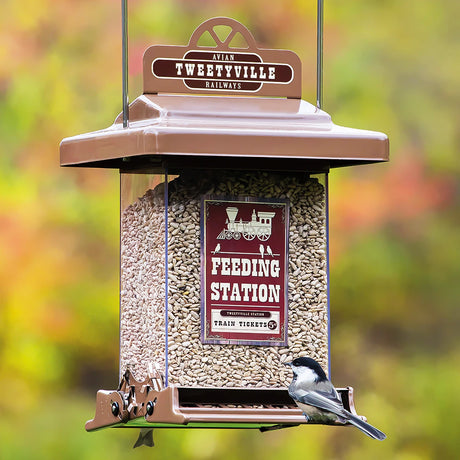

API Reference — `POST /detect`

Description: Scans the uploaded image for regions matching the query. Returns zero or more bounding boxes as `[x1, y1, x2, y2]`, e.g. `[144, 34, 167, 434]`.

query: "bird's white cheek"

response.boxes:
[295, 367, 318, 384]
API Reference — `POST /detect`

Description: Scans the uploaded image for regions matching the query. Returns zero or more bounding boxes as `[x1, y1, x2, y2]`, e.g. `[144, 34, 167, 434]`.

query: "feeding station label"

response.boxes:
[201, 198, 289, 345]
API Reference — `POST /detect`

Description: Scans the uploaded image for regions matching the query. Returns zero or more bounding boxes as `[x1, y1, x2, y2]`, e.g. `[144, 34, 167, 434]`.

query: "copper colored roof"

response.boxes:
[60, 93, 388, 171]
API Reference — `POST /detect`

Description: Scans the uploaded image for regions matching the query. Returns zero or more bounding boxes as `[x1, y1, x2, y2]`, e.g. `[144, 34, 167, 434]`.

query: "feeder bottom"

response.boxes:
[85, 370, 362, 432]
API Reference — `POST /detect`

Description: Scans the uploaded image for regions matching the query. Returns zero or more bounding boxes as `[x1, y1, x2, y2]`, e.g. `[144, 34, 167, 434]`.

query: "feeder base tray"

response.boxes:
[86, 370, 363, 431]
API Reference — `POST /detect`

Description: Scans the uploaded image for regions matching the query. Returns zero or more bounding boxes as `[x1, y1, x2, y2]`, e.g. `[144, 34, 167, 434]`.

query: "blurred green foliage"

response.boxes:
[0, 0, 459, 458]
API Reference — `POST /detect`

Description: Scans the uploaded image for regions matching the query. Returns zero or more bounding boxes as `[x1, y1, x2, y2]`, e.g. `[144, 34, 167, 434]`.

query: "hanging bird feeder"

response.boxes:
[60, 14, 388, 435]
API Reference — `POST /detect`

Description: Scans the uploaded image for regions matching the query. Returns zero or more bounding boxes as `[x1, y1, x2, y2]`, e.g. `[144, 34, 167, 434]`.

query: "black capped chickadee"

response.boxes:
[285, 357, 386, 441]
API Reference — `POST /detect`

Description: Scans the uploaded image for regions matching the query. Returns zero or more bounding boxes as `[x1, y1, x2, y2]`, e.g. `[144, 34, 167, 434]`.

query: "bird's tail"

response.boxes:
[345, 411, 386, 440]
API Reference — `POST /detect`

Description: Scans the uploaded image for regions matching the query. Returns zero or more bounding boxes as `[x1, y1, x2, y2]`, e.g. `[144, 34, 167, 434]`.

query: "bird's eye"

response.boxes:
[293, 361, 299, 367]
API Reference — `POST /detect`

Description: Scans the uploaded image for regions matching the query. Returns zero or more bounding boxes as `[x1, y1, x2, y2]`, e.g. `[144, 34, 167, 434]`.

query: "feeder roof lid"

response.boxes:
[60, 93, 388, 170]
[60, 17, 388, 171]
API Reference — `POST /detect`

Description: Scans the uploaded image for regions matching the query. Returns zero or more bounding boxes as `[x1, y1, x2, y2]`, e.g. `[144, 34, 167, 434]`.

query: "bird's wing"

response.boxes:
[295, 390, 386, 441]
[294, 389, 345, 418]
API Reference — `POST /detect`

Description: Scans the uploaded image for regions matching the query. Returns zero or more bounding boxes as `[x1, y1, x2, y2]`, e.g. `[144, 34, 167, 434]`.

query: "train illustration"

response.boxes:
[217, 206, 276, 241]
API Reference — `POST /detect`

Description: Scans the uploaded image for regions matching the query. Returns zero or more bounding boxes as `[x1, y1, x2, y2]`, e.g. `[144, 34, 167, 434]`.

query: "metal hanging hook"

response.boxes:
[122, 0, 129, 128]
[316, 0, 324, 110]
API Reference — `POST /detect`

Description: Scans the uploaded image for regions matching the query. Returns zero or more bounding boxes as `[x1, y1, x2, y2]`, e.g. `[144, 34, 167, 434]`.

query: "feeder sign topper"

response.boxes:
[201, 198, 289, 345]
[142, 17, 302, 98]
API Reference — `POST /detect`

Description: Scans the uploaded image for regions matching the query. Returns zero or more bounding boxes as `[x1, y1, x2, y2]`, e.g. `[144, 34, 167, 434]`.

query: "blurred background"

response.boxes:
[0, 1, 458, 458]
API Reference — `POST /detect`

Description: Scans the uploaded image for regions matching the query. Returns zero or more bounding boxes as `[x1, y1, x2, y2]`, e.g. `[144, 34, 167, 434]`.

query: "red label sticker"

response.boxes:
[201, 198, 289, 345]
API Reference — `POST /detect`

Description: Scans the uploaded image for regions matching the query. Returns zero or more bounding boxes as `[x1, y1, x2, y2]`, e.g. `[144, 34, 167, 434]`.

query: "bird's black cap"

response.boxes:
[290, 356, 328, 382]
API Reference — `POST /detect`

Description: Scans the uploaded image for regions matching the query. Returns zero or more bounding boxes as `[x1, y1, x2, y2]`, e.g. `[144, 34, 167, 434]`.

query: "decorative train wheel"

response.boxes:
[243, 226, 256, 240]
[258, 230, 270, 241]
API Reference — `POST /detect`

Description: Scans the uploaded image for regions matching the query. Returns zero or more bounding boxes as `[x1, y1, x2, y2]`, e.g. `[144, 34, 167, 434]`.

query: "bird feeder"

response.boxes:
[60, 17, 388, 433]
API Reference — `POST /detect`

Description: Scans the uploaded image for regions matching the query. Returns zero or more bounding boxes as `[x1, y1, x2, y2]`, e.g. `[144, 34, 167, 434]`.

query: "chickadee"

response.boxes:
[285, 357, 386, 441]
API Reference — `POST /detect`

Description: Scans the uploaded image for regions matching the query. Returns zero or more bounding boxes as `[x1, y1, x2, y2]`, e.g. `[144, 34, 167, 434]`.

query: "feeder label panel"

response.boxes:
[143, 18, 302, 98]
[201, 197, 289, 345]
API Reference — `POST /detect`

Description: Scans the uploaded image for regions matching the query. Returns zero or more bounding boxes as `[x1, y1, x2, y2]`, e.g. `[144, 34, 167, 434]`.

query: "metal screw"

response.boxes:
[146, 401, 154, 416]
[111, 401, 120, 417]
